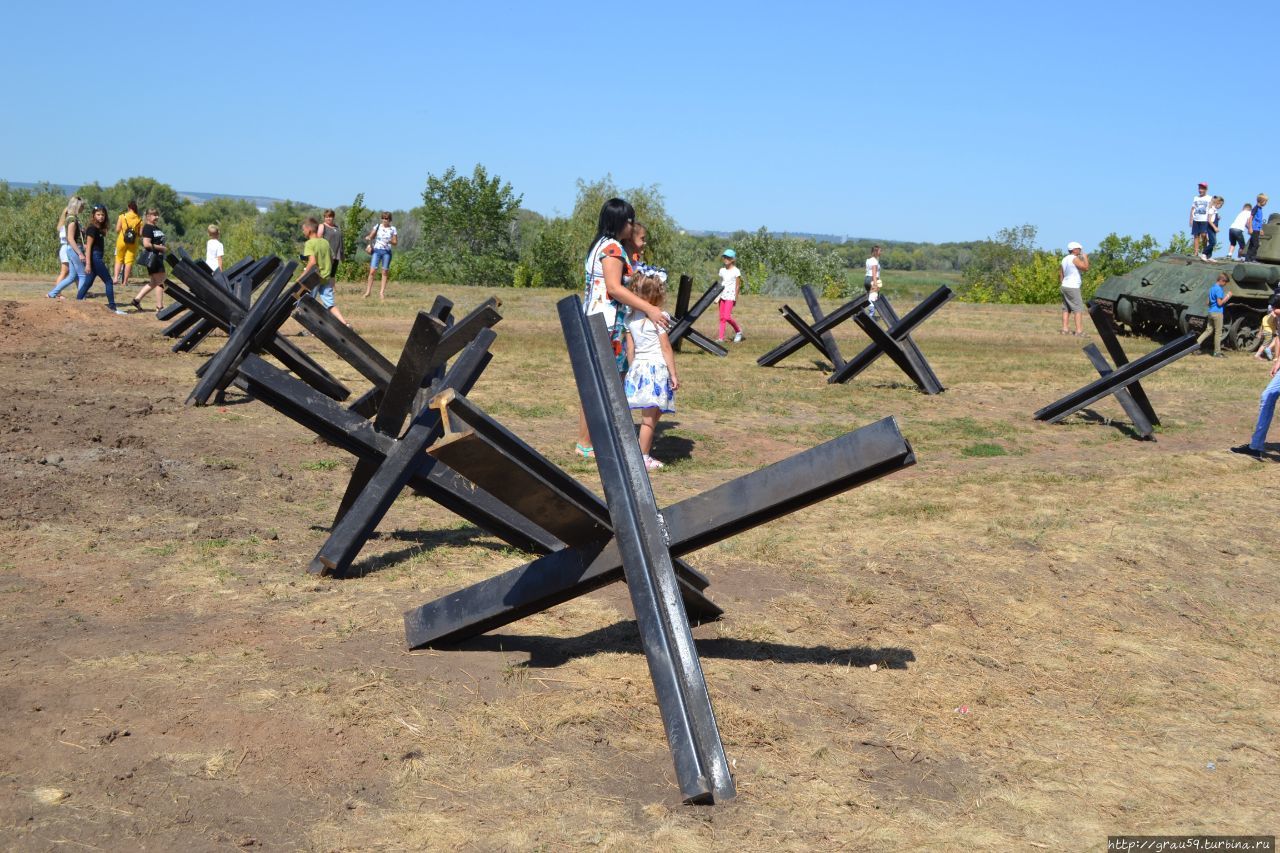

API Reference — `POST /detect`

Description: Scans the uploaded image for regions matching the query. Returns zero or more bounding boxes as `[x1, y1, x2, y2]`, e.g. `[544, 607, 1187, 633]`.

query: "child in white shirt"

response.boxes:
[205, 225, 224, 272]
[624, 270, 680, 471]
[716, 249, 744, 343]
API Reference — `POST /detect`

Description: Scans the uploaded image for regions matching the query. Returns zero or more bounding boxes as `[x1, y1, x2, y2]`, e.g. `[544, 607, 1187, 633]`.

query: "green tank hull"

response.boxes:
[1093, 212, 1280, 350]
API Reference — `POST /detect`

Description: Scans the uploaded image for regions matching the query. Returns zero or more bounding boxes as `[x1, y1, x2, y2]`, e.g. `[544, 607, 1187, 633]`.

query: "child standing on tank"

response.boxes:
[716, 249, 744, 343]
[1190, 182, 1212, 258]
[1229, 203, 1253, 261]
[624, 270, 679, 471]
[1202, 196, 1224, 260]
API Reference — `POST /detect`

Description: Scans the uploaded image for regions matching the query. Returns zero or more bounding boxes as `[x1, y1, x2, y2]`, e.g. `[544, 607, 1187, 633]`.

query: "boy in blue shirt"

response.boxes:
[1245, 193, 1268, 261]
[1195, 272, 1232, 357]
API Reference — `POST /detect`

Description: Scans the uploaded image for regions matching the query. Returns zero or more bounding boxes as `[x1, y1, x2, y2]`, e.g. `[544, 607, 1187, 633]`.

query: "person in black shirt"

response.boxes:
[76, 205, 126, 314]
[130, 209, 168, 312]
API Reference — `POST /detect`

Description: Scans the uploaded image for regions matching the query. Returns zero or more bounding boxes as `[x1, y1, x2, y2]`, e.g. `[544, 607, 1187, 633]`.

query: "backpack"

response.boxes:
[123, 215, 138, 245]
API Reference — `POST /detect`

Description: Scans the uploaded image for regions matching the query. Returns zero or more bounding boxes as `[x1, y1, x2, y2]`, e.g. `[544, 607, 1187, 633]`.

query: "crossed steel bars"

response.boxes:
[401, 294, 918, 803]
[831, 286, 953, 392]
[163, 253, 277, 353]
[163, 255, 349, 401]
[187, 262, 318, 406]
[667, 275, 727, 357]
[757, 290, 869, 367]
[759, 285, 952, 394]
[1034, 303, 1194, 435]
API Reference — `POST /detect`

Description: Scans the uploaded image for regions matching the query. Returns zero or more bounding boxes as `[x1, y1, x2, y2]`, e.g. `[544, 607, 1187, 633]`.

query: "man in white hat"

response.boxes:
[1059, 241, 1090, 336]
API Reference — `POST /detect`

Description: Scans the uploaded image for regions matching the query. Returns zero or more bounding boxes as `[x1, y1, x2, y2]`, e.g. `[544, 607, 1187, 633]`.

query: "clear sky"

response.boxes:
[3, 1, 1276, 250]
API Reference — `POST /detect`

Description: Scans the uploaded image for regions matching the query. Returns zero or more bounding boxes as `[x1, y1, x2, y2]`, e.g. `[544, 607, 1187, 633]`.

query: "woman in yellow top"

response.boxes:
[114, 200, 143, 288]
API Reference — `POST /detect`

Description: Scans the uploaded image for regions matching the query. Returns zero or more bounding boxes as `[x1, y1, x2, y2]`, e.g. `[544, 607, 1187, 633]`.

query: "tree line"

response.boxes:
[1, 172, 1176, 302]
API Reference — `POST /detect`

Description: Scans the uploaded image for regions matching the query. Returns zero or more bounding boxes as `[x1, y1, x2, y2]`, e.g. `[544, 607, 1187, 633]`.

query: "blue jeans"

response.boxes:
[77, 251, 118, 309]
[1204, 229, 1218, 256]
[1249, 369, 1280, 451]
[311, 280, 335, 308]
[49, 250, 87, 297]
[370, 248, 392, 270]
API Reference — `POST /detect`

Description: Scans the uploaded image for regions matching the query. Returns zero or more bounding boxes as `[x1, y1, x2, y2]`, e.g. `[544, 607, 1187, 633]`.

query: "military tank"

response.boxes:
[1093, 212, 1280, 350]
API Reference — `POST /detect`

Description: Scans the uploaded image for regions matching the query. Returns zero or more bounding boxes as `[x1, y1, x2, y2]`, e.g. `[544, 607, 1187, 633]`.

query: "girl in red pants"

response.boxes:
[716, 249, 743, 343]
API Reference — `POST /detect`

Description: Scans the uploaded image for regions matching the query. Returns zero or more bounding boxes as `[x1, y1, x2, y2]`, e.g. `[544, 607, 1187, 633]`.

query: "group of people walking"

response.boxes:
[43, 193, 406, 320]
[48, 197, 168, 313]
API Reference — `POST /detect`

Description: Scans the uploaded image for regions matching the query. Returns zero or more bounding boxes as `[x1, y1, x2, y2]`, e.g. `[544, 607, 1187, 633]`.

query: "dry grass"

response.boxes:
[0, 276, 1276, 850]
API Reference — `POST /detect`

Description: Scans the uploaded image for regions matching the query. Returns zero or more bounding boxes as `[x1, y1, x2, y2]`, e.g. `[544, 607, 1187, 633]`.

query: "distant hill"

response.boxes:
[5, 181, 285, 212]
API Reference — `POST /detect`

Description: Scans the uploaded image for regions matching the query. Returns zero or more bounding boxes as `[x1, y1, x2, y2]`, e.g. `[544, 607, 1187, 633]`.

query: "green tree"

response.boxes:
[77, 177, 191, 237]
[259, 199, 318, 249]
[415, 165, 522, 285]
[0, 182, 68, 272]
[339, 193, 372, 281]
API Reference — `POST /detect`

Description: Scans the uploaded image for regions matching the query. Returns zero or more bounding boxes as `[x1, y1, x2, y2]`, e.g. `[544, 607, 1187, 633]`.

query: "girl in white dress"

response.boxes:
[624, 270, 680, 471]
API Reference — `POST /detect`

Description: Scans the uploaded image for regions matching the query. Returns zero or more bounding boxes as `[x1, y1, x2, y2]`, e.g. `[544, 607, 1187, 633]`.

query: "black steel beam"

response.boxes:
[667, 282, 723, 347]
[168, 259, 349, 400]
[1034, 332, 1198, 423]
[827, 286, 952, 392]
[757, 293, 869, 367]
[187, 263, 304, 406]
[1081, 344, 1154, 439]
[232, 353, 557, 556]
[801, 285, 846, 370]
[557, 295, 735, 804]
[681, 328, 728, 358]
[425, 389, 713, 594]
[403, 415, 914, 650]
[293, 295, 396, 387]
[846, 310, 937, 392]
[173, 318, 215, 353]
[309, 330, 498, 577]
[1089, 302, 1159, 426]
[333, 312, 446, 523]
[671, 274, 693, 352]
[779, 305, 836, 363]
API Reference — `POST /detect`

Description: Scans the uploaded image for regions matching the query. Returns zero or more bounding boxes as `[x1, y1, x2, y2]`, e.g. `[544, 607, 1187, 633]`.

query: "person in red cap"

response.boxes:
[1190, 182, 1212, 258]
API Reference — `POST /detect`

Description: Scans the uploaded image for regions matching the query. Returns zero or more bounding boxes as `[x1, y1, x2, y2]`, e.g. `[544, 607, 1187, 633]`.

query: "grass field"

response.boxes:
[0, 273, 1275, 850]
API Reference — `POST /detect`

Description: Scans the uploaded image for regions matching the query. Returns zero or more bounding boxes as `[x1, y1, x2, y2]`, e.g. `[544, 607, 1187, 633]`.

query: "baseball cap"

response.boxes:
[1198, 182, 1208, 189]
[722, 248, 736, 258]
[1067, 241, 1083, 251]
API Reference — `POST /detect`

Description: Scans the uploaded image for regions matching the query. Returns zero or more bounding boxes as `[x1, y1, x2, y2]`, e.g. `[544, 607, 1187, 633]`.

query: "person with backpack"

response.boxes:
[114, 200, 143, 289]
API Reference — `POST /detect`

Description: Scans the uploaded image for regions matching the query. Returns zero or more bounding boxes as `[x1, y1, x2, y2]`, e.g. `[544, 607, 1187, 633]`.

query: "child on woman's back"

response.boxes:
[625, 270, 679, 471]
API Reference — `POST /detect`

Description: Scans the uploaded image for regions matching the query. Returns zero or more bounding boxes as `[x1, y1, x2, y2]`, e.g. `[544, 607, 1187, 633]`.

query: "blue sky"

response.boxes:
[3, 1, 1276, 250]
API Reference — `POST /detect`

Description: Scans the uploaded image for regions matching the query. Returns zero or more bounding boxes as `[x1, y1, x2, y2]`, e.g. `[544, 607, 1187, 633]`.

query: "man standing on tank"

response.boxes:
[1245, 193, 1268, 262]
[1190, 182, 1212, 258]
[1059, 242, 1089, 336]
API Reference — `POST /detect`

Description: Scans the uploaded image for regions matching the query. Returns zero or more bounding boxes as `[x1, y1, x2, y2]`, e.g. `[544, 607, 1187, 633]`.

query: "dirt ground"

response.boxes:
[0, 274, 1276, 851]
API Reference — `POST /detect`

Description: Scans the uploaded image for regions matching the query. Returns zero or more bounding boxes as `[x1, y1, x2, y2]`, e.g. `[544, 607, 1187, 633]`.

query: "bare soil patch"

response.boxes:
[0, 279, 1275, 850]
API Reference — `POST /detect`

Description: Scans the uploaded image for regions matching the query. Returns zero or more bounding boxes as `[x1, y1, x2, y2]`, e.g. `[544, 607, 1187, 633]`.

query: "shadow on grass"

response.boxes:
[651, 419, 694, 462]
[316, 524, 516, 577]
[1073, 408, 1152, 441]
[453, 621, 916, 670]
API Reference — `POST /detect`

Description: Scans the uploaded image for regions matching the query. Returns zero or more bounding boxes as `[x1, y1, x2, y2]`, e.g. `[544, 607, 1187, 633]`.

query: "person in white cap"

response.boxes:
[1059, 242, 1090, 336]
